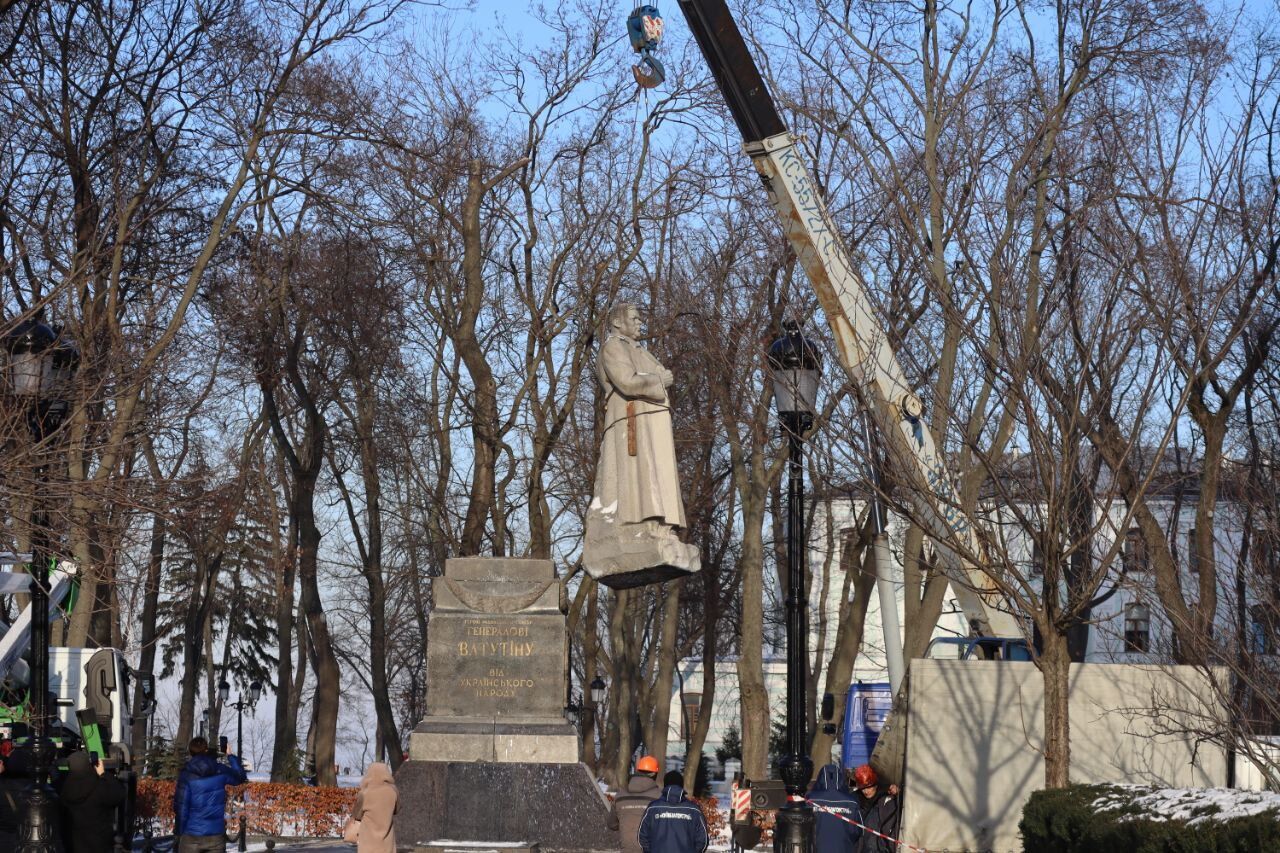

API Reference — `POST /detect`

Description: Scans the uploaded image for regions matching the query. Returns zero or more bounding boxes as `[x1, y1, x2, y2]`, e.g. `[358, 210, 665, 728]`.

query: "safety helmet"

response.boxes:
[636, 755, 660, 774]
[853, 764, 878, 788]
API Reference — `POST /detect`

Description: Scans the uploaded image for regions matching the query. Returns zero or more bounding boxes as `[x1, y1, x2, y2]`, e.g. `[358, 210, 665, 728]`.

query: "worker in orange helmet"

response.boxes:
[607, 755, 662, 853]
[851, 765, 901, 853]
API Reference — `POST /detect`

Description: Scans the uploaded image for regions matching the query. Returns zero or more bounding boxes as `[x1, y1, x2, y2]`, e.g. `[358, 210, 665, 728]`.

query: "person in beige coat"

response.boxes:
[351, 763, 398, 853]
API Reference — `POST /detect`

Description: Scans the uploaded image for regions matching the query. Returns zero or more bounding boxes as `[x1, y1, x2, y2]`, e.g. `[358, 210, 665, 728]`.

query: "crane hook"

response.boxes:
[632, 53, 666, 89]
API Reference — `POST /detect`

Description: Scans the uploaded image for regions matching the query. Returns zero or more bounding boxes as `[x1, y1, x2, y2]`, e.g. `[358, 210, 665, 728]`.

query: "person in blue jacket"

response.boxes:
[637, 770, 709, 853]
[808, 763, 862, 852]
[173, 736, 248, 853]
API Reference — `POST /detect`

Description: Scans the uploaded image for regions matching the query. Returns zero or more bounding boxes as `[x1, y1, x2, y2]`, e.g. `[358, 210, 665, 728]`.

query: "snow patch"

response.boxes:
[1092, 785, 1280, 826]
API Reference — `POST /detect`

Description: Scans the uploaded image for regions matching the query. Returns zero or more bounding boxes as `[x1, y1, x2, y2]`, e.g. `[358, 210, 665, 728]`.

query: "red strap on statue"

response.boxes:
[626, 401, 638, 456]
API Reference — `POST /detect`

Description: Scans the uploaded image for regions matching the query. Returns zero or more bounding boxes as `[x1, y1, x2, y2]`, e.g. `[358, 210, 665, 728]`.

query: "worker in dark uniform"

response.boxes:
[809, 763, 862, 852]
[0, 742, 26, 853]
[638, 770, 709, 853]
[852, 765, 900, 853]
[607, 755, 662, 853]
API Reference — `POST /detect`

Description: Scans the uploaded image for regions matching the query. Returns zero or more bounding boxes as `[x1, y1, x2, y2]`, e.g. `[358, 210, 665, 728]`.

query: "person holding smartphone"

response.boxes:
[174, 736, 248, 853]
[58, 750, 125, 853]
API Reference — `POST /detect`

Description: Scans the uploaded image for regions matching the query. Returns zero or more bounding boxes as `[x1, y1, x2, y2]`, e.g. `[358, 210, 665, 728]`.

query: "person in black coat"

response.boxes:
[0, 746, 29, 853]
[637, 771, 709, 853]
[809, 763, 862, 853]
[59, 750, 125, 853]
[851, 765, 900, 853]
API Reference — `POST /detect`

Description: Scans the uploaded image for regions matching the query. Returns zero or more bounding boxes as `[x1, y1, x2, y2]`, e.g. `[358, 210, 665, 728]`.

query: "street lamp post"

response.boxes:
[5, 318, 79, 853]
[218, 679, 261, 853]
[767, 319, 823, 853]
[567, 676, 606, 732]
[586, 674, 606, 733]
[218, 678, 263, 757]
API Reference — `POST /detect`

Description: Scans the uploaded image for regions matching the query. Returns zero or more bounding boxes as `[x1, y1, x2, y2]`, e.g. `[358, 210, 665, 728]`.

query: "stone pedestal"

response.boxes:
[397, 761, 618, 853]
[396, 558, 618, 853]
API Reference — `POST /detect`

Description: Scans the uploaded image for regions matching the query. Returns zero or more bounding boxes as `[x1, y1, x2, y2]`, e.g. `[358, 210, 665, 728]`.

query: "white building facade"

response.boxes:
[667, 485, 1273, 763]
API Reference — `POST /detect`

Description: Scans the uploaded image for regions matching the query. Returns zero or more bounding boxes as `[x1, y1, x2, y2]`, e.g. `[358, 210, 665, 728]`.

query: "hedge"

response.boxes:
[689, 795, 727, 840]
[140, 781, 722, 842]
[137, 778, 357, 838]
[1020, 784, 1280, 853]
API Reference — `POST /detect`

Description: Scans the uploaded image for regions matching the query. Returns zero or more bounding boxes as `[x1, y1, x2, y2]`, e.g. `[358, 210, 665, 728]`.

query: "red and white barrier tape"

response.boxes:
[793, 794, 932, 853]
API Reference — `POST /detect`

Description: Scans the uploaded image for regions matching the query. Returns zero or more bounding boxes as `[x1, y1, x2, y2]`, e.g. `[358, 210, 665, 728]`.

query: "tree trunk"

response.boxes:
[296, 486, 340, 786]
[346, 387, 405, 768]
[809, 532, 875, 767]
[367, 570, 404, 768]
[608, 589, 639, 787]
[646, 581, 682, 768]
[684, 563, 720, 791]
[457, 162, 500, 557]
[174, 554, 219, 755]
[737, 483, 770, 780]
[901, 526, 950, 661]
[581, 582, 600, 771]
[1041, 629, 1072, 788]
[131, 512, 164, 754]
[271, 540, 298, 781]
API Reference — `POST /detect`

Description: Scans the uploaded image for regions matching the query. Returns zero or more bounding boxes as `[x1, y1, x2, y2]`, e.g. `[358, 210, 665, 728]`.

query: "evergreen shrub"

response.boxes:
[1020, 784, 1280, 853]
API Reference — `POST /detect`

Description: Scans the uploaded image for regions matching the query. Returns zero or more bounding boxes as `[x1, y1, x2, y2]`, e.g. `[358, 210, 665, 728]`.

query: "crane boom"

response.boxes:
[674, 0, 1019, 638]
[0, 558, 78, 685]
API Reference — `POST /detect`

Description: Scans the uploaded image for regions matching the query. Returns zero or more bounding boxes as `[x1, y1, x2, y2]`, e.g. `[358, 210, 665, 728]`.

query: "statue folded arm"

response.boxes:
[600, 337, 666, 402]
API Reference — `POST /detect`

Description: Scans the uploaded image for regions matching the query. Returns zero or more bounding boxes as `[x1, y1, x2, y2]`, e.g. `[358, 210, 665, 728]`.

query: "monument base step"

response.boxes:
[417, 843, 540, 853]
[394, 760, 619, 853]
[410, 717, 580, 763]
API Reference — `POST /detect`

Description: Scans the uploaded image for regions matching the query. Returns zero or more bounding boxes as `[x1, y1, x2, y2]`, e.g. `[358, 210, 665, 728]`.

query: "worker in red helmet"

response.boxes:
[607, 755, 662, 853]
[851, 765, 900, 853]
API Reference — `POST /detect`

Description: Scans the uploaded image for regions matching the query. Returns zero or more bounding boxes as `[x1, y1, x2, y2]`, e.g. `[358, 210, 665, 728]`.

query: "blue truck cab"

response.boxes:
[840, 637, 1035, 766]
[840, 681, 893, 769]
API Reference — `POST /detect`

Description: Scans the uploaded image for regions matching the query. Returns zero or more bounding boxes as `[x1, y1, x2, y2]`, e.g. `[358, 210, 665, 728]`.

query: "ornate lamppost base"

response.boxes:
[19, 781, 61, 853]
[775, 752, 815, 853]
[774, 799, 816, 853]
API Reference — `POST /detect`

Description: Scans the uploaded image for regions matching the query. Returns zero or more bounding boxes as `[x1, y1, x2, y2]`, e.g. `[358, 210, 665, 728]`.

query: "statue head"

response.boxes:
[608, 303, 643, 339]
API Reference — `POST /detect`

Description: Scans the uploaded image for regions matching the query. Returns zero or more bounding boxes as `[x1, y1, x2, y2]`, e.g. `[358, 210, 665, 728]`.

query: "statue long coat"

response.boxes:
[592, 333, 687, 529]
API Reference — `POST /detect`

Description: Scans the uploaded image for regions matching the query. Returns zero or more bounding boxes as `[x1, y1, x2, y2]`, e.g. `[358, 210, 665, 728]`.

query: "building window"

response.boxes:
[1123, 528, 1148, 574]
[1124, 603, 1150, 653]
[1031, 537, 1044, 577]
[681, 694, 702, 740]
[1187, 527, 1200, 574]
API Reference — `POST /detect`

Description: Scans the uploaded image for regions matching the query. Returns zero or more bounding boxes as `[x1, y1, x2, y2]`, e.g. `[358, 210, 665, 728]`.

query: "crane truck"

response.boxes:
[0, 553, 155, 843]
[644, 0, 1029, 786]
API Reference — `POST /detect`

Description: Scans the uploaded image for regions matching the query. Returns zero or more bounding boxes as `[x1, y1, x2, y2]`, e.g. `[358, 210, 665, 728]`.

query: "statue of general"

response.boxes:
[583, 304, 700, 589]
